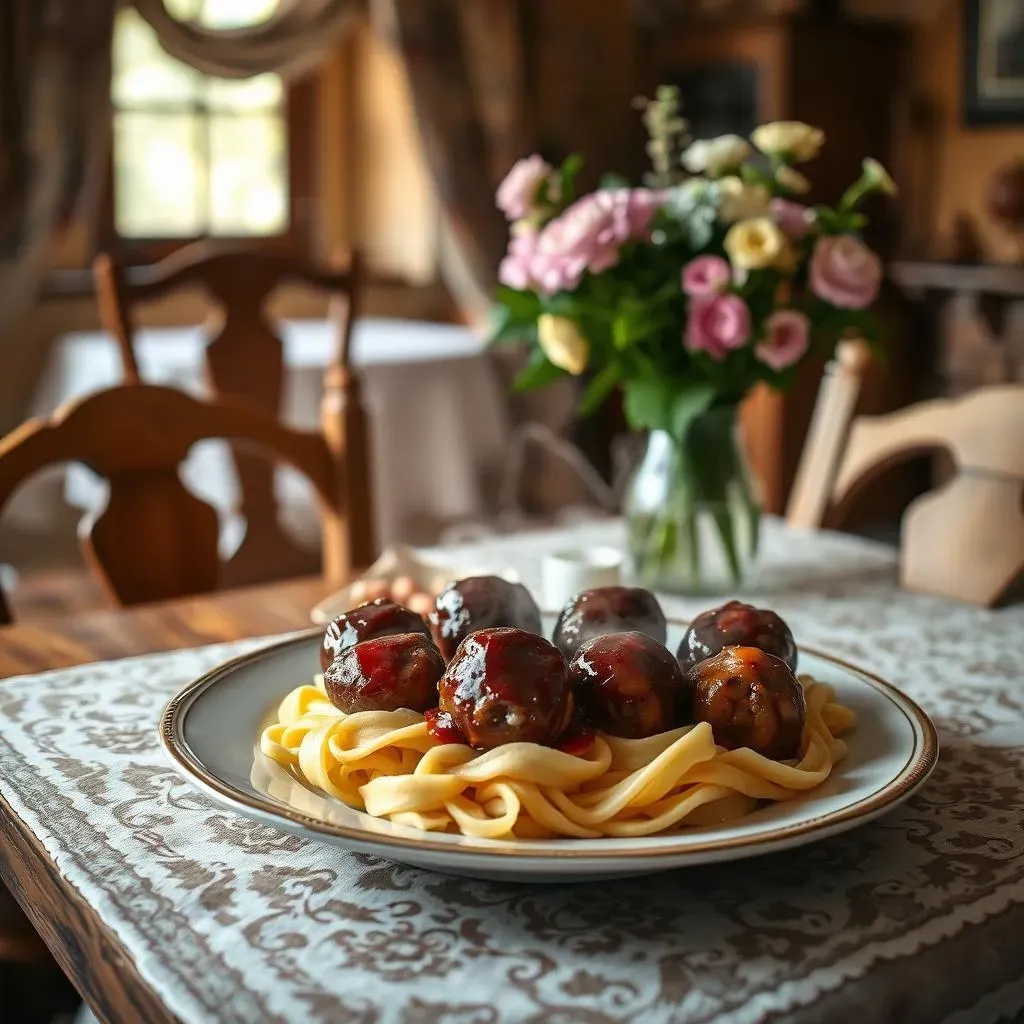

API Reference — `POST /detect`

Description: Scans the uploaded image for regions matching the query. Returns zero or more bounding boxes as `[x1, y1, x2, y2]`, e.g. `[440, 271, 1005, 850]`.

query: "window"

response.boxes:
[110, 0, 296, 243]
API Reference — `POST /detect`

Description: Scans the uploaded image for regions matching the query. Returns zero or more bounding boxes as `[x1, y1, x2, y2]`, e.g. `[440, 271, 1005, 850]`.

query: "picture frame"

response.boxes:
[964, 0, 1024, 126]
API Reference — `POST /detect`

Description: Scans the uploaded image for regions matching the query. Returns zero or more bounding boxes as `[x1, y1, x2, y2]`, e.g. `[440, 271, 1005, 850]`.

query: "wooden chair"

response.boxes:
[92, 243, 365, 588]
[0, 317, 375, 624]
[788, 344, 1024, 607]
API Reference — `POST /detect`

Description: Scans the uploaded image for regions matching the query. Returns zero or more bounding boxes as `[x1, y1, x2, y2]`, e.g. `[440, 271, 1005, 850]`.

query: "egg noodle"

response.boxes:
[259, 675, 855, 839]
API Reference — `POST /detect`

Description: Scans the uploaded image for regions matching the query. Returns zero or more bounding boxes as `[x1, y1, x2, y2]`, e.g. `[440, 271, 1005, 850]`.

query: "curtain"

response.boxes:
[0, 0, 116, 340]
[133, 0, 361, 79]
[374, 0, 640, 512]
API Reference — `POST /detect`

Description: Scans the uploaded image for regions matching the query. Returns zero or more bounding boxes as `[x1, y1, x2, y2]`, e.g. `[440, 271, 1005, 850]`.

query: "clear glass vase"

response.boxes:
[624, 407, 762, 594]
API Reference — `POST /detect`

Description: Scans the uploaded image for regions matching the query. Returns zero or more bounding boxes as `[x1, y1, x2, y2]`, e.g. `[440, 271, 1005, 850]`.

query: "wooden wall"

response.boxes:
[908, 2, 1024, 261]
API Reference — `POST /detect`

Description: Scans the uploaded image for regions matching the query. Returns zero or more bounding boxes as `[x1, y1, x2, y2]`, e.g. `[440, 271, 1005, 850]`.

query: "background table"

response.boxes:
[2, 520, 1024, 1024]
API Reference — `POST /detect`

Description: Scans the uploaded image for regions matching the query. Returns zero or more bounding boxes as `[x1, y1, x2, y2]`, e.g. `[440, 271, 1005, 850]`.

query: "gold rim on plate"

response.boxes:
[159, 623, 939, 861]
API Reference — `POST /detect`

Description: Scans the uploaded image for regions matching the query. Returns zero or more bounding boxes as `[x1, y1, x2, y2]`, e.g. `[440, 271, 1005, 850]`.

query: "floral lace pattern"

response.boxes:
[1, 522, 1023, 1024]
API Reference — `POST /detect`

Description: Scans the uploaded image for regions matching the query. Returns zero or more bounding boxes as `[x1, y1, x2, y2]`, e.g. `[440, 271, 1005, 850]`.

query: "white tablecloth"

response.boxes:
[2, 520, 1024, 1023]
[15, 318, 509, 549]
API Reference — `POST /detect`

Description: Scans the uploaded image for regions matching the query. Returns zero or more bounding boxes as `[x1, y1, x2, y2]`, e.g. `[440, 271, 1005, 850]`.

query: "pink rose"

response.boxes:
[685, 294, 751, 361]
[682, 255, 732, 297]
[809, 235, 882, 309]
[496, 155, 552, 220]
[756, 310, 810, 371]
[497, 228, 540, 290]
[525, 188, 666, 296]
[771, 199, 814, 239]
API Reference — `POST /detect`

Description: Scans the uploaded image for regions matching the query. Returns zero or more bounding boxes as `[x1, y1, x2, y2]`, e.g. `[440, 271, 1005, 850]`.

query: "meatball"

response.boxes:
[568, 631, 686, 739]
[429, 576, 542, 662]
[552, 586, 667, 660]
[320, 599, 430, 671]
[438, 627, 572, 750]
[690, 645, 806, 760]
[676, 599, 797, 674]
[323, 632, 444, 714]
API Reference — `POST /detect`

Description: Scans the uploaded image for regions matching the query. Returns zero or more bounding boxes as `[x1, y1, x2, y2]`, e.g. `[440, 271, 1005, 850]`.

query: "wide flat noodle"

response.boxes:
[259, 678, 855, 839]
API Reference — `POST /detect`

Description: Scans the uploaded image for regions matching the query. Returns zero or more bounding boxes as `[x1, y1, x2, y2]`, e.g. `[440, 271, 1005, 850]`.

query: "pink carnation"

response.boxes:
[682, 255, 732, 297]
[498, 229, 540, 290]
[496, 155, 552, 220]
[809, 235, 882, 309]
[756, 310, 810, 371]
[503, 188, 666, 296]
[771, 199, 814, 239]
[685, 294, 751, 361]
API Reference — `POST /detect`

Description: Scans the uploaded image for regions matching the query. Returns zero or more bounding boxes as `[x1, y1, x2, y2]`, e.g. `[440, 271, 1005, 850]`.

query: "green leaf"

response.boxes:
[512, 349, 567, 392]
[599, 172, 632, 189]
[578, 362, 623, 417]
[560, 153, 585, 205]
[670, 382, 717, 443]
[495, 285, 541, 323]
[622, 377, 675, 433]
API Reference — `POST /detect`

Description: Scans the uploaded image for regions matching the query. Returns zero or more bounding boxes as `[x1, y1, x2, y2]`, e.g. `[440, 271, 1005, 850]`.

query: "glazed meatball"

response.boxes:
[690, 645, 806, 760]
[552, 586, 667, 660]
[320, 599, 430, 671]
[438, 627, 572, 750]
[676, 599, 797, 674]
[429, 576, 542, 662]
[324, 633, 444, 714]
[568, 631, 687, 739]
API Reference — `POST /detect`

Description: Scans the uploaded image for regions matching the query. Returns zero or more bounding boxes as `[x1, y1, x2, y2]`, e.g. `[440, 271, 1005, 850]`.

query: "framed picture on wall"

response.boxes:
[965, 0, 1024, 125]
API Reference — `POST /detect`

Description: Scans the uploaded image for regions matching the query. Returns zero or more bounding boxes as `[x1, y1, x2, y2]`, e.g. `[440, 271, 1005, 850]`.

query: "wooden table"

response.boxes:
[0, 576, 332, 1023]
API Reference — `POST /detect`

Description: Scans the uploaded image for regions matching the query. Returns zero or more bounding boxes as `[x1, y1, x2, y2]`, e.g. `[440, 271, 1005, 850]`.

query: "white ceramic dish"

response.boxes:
[161, 617, 938, 882]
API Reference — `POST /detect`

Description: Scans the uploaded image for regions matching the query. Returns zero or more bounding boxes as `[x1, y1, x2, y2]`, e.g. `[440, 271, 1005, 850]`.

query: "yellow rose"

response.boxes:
[752, 121, 825, 162]
[716, 176, 771, 223]
[775, 165, 811, 195]
[537, 314, 589, 375]
[724, 217, 786, 270]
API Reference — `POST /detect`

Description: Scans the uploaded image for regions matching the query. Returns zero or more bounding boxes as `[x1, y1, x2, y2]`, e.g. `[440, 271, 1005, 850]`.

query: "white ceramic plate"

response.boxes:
[161, 618, 938, 882]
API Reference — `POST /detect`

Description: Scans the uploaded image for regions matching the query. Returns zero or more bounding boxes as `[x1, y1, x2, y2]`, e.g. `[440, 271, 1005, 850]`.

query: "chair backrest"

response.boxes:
[788, 363, 1024, 606]
[92, 242, 364, 587]
[0, 377, 375, 623]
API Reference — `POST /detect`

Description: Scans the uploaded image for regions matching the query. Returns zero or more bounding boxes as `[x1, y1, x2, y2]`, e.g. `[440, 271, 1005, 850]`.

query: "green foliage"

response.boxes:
[512, 349, 566, 392]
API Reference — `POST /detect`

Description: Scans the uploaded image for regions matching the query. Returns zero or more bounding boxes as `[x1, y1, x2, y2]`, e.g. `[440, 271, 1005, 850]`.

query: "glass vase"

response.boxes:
[624, 407, 762, 594]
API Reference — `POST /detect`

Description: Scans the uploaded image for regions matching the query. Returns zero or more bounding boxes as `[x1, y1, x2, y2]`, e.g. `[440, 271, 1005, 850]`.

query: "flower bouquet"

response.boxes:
[491, 86, 894, 593]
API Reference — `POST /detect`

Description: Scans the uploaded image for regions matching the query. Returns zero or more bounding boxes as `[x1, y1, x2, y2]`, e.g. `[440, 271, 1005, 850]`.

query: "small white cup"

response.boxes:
[542, 547, 622, 611]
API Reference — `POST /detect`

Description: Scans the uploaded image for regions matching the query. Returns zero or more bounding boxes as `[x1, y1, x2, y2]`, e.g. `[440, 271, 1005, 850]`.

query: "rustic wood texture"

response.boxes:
[0, 576, 331, 1023]
[0, 377, 372, 619]
[0, 576, 329, 678]
[92, 243, 365, 588]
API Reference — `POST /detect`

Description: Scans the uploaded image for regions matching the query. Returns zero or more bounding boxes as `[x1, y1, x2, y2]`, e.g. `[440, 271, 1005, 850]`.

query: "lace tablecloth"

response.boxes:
[2, 522, 1024, 1024]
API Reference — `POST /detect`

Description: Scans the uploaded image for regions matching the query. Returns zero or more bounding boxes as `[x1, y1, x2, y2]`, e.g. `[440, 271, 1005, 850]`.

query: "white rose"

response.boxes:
[752, 121, 825, 162]
[715, 176, 771, 223]
[537, 314, 589, 375]
[681, 134, 751, 177]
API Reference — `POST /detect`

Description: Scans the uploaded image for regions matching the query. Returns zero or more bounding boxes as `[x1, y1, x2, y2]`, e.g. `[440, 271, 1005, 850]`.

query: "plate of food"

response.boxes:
[161, 580, 938, 882]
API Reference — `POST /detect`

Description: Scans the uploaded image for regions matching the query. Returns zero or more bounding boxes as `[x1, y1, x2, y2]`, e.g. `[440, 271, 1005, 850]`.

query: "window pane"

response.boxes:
[115, 113, 206, 237]
[201, 0, 278, 28]
[204, 73, 283, 111]
[112, 10, 199, 107]
[208, 114, 287, 235]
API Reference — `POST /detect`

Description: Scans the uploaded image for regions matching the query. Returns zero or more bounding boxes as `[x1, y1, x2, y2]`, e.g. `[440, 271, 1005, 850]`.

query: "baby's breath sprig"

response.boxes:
[634, 85, 690, 188]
